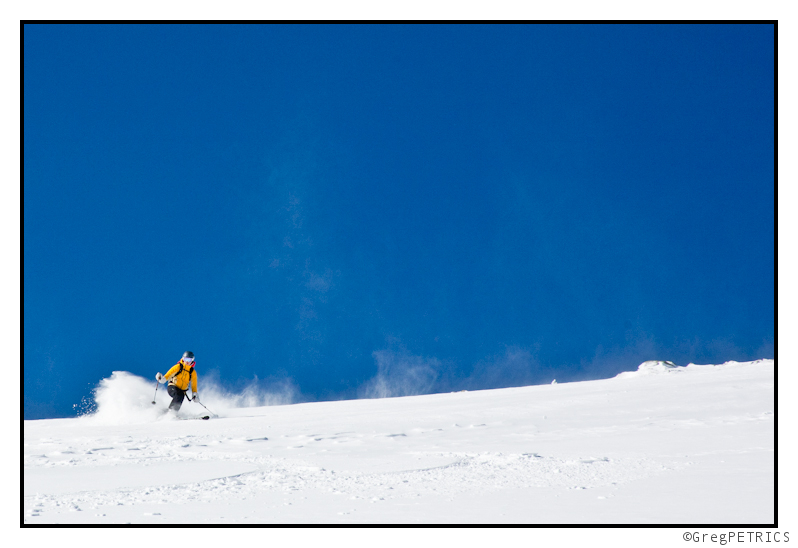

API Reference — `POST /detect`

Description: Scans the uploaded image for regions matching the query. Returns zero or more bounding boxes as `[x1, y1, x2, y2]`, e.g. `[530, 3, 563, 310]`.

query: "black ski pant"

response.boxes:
[167, 385, 186, 411]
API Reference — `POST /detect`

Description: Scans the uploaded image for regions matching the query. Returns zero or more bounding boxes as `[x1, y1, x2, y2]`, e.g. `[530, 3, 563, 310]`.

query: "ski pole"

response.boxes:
[151, 380, 159, 404]
[181, 392, 217, 417]
[194, 399, 218, 418]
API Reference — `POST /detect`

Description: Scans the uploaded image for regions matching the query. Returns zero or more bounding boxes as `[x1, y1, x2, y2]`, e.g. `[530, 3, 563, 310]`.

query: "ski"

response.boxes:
[178, 415, 210, 420]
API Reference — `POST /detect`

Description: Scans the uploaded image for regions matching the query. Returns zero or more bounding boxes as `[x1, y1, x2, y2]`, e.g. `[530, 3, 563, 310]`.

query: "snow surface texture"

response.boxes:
[23, 360, 774, 524]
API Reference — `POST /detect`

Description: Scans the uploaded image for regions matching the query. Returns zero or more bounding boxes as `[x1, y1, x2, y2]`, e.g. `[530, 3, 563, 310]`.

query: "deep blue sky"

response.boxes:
[24, 24, 774, 419]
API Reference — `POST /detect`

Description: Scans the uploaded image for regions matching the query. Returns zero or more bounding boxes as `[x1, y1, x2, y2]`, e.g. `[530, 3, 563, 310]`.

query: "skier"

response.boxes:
[155, 351, 199, 412]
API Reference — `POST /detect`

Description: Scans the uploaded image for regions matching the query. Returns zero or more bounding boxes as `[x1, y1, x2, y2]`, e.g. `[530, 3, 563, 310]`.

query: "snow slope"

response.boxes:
[23, 360, 774, 525]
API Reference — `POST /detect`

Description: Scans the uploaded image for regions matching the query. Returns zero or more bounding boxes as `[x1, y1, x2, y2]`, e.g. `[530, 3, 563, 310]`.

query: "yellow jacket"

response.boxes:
[165, 360, 198, 392]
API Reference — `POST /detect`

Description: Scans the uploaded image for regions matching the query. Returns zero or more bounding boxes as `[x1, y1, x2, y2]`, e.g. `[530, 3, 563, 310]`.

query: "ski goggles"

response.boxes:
[182, 357, 195, 365]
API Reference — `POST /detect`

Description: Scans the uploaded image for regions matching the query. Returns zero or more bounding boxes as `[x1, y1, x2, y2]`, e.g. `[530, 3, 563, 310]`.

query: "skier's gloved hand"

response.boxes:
[156, 372, 164, 383]
[193, 394, 200, 403]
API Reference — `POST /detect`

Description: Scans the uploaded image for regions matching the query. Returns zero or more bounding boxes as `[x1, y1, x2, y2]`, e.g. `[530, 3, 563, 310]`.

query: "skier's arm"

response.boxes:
[191, 373, 198, 394]
[164, 364, 179, 381]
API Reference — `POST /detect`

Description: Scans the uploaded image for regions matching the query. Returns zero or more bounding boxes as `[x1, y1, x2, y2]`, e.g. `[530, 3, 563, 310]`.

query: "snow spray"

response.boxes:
[81, 371, 298, 424]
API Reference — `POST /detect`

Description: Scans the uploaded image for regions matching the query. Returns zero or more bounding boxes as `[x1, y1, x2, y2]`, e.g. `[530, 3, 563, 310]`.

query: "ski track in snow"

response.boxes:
[23, 360, 774, 524]
[25, 432, 680, 518]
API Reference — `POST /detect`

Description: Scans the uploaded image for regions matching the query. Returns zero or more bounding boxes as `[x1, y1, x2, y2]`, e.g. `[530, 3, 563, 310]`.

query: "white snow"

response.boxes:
[23, 360, 774, 525]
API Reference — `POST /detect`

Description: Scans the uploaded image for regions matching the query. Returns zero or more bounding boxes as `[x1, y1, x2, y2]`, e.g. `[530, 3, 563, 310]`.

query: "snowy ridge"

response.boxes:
[24, 359, 774, 524]
[615, 358, 773, 379]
